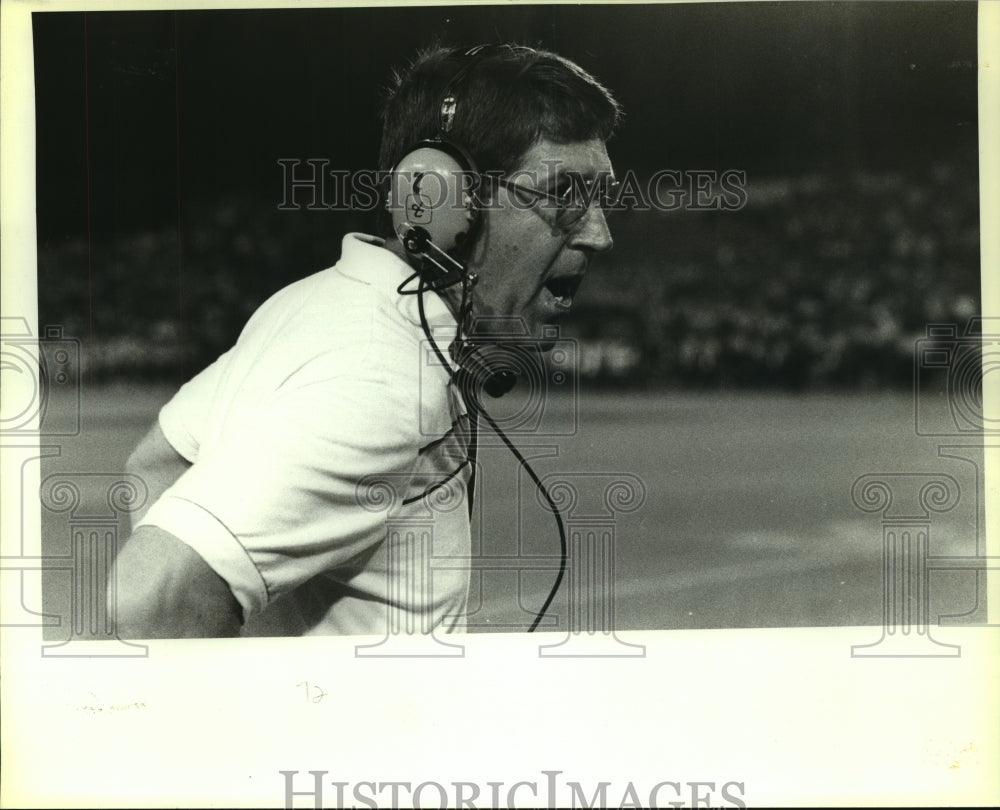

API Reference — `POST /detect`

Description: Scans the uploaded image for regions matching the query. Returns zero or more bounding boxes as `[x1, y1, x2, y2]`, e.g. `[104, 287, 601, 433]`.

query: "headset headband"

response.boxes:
[438, 44, 497, 135]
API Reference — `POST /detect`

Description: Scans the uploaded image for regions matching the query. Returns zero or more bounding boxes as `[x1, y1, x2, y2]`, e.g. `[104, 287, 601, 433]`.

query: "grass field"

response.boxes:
[33, 385, 984, 638]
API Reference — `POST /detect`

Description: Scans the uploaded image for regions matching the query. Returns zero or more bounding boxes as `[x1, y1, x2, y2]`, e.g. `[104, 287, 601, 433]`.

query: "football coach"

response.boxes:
[109, 43, 621, 638]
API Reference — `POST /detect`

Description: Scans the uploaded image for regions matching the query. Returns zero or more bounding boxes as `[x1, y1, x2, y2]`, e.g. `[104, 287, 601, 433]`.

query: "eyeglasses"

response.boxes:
[493, 174, 620, 231]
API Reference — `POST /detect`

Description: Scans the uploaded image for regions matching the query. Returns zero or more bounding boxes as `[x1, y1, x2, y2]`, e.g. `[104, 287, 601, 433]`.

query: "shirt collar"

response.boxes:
[336, 234, 462, 375]
[336, 232, 458, 334]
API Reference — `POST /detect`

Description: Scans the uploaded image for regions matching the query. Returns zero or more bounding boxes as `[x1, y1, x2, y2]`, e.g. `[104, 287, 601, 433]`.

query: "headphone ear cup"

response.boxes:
[389, 143, 479, 257]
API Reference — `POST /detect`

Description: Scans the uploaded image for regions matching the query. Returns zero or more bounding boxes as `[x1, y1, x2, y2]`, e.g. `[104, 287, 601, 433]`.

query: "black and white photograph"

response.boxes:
[2, 0, 998, 807]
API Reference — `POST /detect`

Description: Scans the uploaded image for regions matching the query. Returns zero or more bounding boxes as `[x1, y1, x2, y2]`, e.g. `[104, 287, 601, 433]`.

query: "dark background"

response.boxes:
[33, 2, 980, 388]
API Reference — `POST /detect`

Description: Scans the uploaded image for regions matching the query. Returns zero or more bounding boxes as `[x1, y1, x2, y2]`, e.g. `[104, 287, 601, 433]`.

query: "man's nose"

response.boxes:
[569, 204, 614, 253]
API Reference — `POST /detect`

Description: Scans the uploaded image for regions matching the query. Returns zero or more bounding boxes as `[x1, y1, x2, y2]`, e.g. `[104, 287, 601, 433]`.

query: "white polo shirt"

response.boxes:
[137, 233, 473, 636]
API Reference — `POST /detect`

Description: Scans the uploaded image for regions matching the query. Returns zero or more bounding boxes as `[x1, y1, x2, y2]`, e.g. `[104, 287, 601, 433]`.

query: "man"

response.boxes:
[110, 43, 620, 637]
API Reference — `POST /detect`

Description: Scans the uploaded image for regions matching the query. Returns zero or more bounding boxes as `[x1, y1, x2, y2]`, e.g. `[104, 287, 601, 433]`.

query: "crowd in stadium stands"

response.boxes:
[38, 160, 980, 390]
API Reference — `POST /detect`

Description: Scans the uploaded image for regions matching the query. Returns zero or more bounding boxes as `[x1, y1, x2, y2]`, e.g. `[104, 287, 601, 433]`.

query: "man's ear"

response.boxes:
[473, 170, 506, 212]
[464, 221, 493, 274]
[462, 193, 494, 270]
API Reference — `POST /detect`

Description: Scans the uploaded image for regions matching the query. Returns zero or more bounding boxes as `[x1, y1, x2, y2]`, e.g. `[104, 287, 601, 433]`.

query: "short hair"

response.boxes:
[378, 43, 622, 201]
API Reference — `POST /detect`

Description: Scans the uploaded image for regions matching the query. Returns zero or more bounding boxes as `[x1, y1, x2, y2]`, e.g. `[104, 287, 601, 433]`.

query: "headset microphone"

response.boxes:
[452, 338, 519, 399]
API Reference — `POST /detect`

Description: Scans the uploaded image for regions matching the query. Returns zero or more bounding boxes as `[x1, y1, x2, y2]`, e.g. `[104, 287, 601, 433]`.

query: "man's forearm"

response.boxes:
[110, 525, 242, 638]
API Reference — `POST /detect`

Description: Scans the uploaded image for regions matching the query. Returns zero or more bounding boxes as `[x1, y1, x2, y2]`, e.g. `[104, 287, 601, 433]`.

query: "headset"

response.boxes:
[386, 45, 567, 633]
[389, 45, 519, 397]
[388, 45, 490, 288]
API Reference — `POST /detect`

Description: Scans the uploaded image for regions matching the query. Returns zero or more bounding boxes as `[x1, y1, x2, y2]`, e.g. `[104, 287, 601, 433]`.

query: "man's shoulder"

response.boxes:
[241, 237, 414, 345]
[211, 233, 452, 414]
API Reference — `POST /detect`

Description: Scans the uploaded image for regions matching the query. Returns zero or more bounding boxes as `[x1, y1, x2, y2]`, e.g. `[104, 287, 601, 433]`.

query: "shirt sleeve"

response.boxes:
[158, 350, 231, 463]
[136, 366, 422, 619]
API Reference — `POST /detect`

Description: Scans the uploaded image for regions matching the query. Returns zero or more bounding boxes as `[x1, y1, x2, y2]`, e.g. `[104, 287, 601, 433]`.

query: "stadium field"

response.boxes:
[35, 386, 983, 638]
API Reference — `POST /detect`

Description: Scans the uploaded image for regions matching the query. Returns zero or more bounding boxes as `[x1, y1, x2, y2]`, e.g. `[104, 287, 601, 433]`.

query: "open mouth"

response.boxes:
[544, 275, 584, 307]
